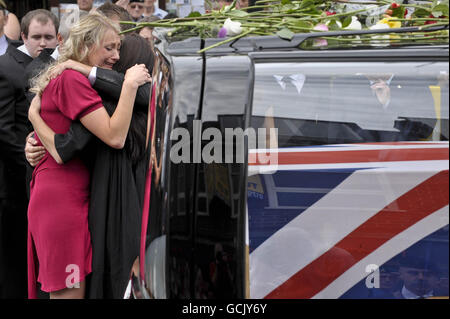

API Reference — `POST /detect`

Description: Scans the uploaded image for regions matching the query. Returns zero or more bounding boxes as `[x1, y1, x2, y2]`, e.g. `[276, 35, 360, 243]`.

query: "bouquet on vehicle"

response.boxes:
[123, 0, 449, 52]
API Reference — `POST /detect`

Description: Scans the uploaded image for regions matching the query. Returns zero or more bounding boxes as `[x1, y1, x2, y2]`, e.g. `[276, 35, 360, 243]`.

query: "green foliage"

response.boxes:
[392, 6, 406, 19]
[277, 28, 295, 40]
[187, 11, 202, 18]
[292, 19, 314, 29]
[227, 10, 249, 18]
[327, 19, 341, 31]
[341, 15, 353, 28]
[413, 8, 432, 18]
[300, 0, 315, 10]
[432, 4, 449, 17]
[128, 0, 449, 52]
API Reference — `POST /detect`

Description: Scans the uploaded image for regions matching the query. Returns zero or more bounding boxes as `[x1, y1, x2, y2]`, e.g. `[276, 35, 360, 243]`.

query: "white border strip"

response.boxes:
[250, 142, 449, 154]
[248, 160, 449, 176]
[249, 170, 438, 299]
[313, 205, 449, 299]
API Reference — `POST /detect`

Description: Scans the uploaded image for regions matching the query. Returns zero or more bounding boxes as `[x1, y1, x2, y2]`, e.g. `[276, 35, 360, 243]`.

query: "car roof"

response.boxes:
[162, 25, 449, 56]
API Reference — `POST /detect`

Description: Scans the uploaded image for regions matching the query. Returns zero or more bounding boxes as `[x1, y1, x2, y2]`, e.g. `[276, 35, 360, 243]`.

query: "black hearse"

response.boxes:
[133, 26, 449, 299]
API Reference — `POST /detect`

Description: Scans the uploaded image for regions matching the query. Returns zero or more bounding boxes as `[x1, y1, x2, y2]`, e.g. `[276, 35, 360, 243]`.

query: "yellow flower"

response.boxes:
[378, 18, 401, 29]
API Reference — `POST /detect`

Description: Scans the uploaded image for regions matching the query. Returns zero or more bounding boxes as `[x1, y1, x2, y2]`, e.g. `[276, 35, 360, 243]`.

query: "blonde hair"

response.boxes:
[31, 12, 121, 96]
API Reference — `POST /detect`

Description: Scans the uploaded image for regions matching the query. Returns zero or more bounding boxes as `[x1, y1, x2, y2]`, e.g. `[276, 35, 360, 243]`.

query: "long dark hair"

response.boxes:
[113, 33, 154, 162]
[114, 33, 154, 74]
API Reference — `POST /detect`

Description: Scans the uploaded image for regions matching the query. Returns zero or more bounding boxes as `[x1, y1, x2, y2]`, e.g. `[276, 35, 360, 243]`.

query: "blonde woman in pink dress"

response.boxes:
[27, 13, 151, 299]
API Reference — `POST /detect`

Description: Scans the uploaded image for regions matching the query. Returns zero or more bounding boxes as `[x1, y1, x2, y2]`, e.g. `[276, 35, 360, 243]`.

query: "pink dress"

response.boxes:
[27, 70, 103, 297]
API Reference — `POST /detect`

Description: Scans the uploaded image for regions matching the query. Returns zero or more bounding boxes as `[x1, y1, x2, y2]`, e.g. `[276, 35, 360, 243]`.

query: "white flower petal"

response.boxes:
[345, 16, 362, 30]
[223, 18, 242, 36]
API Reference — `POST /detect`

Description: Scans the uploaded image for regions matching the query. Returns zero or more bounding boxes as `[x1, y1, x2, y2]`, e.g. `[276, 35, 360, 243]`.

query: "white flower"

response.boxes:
[223, 18, 242, 36]
[344, 16, 362, 30]
[369, 23, 390, 46]
[369, 23, 390, 30]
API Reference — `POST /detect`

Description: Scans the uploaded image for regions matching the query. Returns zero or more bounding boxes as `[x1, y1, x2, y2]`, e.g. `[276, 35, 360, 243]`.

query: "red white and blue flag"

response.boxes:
[247, 141, 449, 298]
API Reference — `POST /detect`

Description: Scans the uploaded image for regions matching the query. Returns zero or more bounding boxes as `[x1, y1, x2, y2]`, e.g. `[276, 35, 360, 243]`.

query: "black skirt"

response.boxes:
[86, 140, 149, 299]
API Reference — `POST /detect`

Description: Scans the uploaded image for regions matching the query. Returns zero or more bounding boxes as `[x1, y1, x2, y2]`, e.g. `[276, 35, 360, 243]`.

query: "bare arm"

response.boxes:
[50, 60, 151, 110]
[29, 65, 150, 159]
[28, 81, 137, 157]
[50, 60, 93, 79]
[28, 96, 63, 164]
[80, 64, 150, 149]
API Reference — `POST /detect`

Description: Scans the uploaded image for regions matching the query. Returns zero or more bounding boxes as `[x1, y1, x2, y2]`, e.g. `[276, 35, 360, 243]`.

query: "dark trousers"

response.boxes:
[0, 198, 28, 299]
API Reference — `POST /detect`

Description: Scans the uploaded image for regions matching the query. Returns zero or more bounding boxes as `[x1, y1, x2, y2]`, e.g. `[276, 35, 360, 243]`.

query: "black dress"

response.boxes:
[54, 69, 151, 298]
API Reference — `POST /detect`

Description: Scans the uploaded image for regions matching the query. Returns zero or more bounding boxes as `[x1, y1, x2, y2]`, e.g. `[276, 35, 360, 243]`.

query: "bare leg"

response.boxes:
[49, 280, 86, 299]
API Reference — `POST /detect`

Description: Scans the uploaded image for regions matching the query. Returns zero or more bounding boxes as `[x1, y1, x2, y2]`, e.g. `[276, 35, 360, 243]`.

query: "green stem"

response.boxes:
[119, 26, 144, 34]
[241, 23, 272, 27]
[389, 18, 449, 21]
[121, 21, 207, 28]
[156, 15, 220, 22]
[254, 0, 280, 4]
[240, 4, 279, 11]
[251, 30, 274, 35]
[419, 22, 450, 29]
[287, 26, 318, 31]
[319, 7, 383, 20]
[333, 1, 379, 4]
[198, 28, 255, 53]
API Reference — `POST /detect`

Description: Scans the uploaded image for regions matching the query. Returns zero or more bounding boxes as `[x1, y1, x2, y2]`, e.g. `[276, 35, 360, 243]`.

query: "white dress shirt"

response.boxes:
[17, 44, 32, 57]
[0, 34, 8, 56]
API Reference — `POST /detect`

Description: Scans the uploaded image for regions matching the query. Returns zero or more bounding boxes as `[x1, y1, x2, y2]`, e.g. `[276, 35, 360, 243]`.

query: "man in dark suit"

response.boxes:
[0, 0, 10, 56]
[0, 9, 58, 298]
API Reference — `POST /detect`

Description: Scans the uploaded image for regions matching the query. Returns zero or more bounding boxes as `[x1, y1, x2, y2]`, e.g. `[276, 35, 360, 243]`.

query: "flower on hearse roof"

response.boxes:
[377, 17, 402, 29]
[425, 14, 448, 25]
[314, 24, 329, 32]
[369, 22, 390, 46]
[134, 1, 449, 53]
[312, 24, 329, 47]
[218, 27, 228, 38]
[325, 15, 361, 30]
[344, 16, 362, 30]
[222, 18, 242, 36]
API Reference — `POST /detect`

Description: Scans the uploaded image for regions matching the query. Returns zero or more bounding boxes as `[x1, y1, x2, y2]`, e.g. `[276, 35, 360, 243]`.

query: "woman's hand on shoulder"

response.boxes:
[50, 60, 92, 79]
[124, 64, 151, 90]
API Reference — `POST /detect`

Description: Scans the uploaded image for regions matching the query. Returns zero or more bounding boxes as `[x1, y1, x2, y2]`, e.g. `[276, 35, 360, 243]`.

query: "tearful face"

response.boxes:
[87, 29, 121, 69]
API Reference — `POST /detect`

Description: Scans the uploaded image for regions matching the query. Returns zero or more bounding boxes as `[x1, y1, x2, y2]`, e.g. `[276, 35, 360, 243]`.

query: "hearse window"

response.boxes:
[251, 62, 449, 146]
[247, 61, 449, 299]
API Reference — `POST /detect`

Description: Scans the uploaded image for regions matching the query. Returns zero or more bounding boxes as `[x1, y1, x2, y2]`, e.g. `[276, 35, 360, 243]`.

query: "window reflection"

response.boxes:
[247, 61, 449, 299]
[134, 49, 173, 299]
[252, 62, 449, 136]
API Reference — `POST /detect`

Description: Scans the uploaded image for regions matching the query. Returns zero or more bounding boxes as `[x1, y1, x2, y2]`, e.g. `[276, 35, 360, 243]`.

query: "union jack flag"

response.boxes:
[247, 141, 449, 299]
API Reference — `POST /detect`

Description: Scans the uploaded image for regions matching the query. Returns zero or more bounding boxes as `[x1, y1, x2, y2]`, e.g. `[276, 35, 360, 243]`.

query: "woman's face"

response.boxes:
[87, 29, 121, 69]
